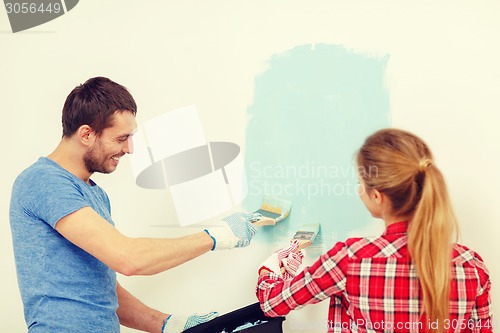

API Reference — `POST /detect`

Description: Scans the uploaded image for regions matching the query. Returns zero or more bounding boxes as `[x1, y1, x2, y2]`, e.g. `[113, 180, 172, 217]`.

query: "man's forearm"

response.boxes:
[121, 231, 214, 276]
[116, 282, 168, 333]
[56, 207, 215, 277]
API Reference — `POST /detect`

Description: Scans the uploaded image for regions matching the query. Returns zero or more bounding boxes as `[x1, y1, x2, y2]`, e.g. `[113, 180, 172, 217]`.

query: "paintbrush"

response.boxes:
[251, 195, 292, 227]
[292, 223, 321, 250]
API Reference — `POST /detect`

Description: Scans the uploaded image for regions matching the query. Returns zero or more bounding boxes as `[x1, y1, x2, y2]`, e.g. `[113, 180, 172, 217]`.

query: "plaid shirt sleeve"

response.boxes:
[256, 241, 349, 317]
[467, 279, 493, 333]
[460, 249, 493, 333]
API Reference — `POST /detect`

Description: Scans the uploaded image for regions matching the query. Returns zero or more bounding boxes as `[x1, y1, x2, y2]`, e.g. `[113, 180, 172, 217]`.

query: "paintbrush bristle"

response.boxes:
[254, 196, 292, 223]
[261, 203, 282, 214]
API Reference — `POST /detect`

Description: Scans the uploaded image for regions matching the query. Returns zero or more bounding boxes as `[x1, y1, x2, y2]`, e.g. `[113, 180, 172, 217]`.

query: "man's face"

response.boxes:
[84, 111, 137, 174]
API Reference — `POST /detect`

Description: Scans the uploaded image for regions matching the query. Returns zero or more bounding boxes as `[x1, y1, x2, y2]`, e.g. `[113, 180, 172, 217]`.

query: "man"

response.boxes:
[10, 77, 257, 333]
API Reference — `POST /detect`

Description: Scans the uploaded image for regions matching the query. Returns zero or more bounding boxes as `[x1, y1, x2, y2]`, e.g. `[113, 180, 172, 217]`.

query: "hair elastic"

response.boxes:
[418, 158, 432, 173]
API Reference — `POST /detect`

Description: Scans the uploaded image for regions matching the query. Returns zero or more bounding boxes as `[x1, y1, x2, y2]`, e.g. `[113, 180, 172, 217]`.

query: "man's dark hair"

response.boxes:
[61, 77, 137, 137]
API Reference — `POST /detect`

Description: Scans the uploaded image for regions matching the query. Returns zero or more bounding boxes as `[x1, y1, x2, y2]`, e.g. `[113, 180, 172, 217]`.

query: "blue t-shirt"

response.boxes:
[10, 157, 119, 333]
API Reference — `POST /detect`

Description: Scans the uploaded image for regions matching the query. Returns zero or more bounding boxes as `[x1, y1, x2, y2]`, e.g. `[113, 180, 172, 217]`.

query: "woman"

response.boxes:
[256, 128, 492, 332]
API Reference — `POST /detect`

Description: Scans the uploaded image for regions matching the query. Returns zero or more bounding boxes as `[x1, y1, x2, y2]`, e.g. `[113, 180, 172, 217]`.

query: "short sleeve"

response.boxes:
[14, 166, 90, 229]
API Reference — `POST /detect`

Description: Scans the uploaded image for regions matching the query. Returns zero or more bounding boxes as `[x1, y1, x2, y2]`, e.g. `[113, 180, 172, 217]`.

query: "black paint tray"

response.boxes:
[183, 302, 285, 333]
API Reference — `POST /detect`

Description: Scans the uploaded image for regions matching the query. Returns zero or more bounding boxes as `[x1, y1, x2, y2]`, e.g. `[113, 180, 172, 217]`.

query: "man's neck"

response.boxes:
[47, 139, 92, 184]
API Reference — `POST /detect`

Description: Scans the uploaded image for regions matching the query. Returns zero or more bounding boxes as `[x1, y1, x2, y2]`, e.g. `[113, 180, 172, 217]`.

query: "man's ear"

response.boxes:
[77, 125, 94, 145]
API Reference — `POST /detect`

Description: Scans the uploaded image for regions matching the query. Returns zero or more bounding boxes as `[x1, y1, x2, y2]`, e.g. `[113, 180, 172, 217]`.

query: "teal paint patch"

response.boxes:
[244, 44, 390, 254]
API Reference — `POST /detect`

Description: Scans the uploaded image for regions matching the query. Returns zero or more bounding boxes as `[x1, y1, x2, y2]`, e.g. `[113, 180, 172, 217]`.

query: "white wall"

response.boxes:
[1, 1, 499, 332]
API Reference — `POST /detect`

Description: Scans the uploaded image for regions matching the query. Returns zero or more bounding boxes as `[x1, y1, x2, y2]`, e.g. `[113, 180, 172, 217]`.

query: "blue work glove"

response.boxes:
[205, 212, 257, 250]
[222, 212, 258, 247]
[162, 311, 218, 333]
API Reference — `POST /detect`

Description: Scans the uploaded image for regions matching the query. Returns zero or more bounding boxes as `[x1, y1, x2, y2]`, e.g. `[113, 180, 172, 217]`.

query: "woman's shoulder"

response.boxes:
[452, 243, 487, 266]
[452, 243, 491, 290]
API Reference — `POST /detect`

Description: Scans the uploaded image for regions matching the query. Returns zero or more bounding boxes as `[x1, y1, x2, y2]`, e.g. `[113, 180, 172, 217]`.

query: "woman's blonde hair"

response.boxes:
[356, 128, 458, 332]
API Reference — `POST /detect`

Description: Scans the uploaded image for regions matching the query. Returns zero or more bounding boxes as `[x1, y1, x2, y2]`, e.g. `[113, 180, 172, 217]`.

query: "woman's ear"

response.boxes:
[371, 188, 383, 205]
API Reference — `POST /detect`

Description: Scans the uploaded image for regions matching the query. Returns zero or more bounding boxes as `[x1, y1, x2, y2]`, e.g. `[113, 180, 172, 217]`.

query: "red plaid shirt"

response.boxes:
[256, 221, 493, 332]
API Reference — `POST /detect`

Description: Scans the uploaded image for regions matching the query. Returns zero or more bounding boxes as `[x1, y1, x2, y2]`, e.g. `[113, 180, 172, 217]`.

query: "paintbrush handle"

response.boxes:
[251, 217, 277, 227]
[295, 239, 312, 251]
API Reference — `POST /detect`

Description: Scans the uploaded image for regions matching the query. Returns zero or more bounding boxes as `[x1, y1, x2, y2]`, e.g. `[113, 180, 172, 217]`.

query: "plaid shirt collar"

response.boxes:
[381, 220, 409, 236]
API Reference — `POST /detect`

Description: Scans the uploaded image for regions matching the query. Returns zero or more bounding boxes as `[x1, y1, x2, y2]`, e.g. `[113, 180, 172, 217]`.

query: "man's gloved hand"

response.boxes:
[258, 240, 304, 279]
[205, 212, 258, 250]
[162, 311, 218, 333]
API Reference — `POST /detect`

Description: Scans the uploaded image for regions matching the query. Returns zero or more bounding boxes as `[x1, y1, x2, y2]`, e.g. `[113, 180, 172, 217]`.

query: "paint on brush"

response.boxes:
[252, 195, 292, 226]
[292, 223, 321, 250]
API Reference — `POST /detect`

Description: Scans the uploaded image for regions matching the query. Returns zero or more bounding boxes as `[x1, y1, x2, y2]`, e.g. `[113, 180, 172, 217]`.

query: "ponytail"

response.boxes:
[357, 129, 458, 333]
[408, 161, 458, 332]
